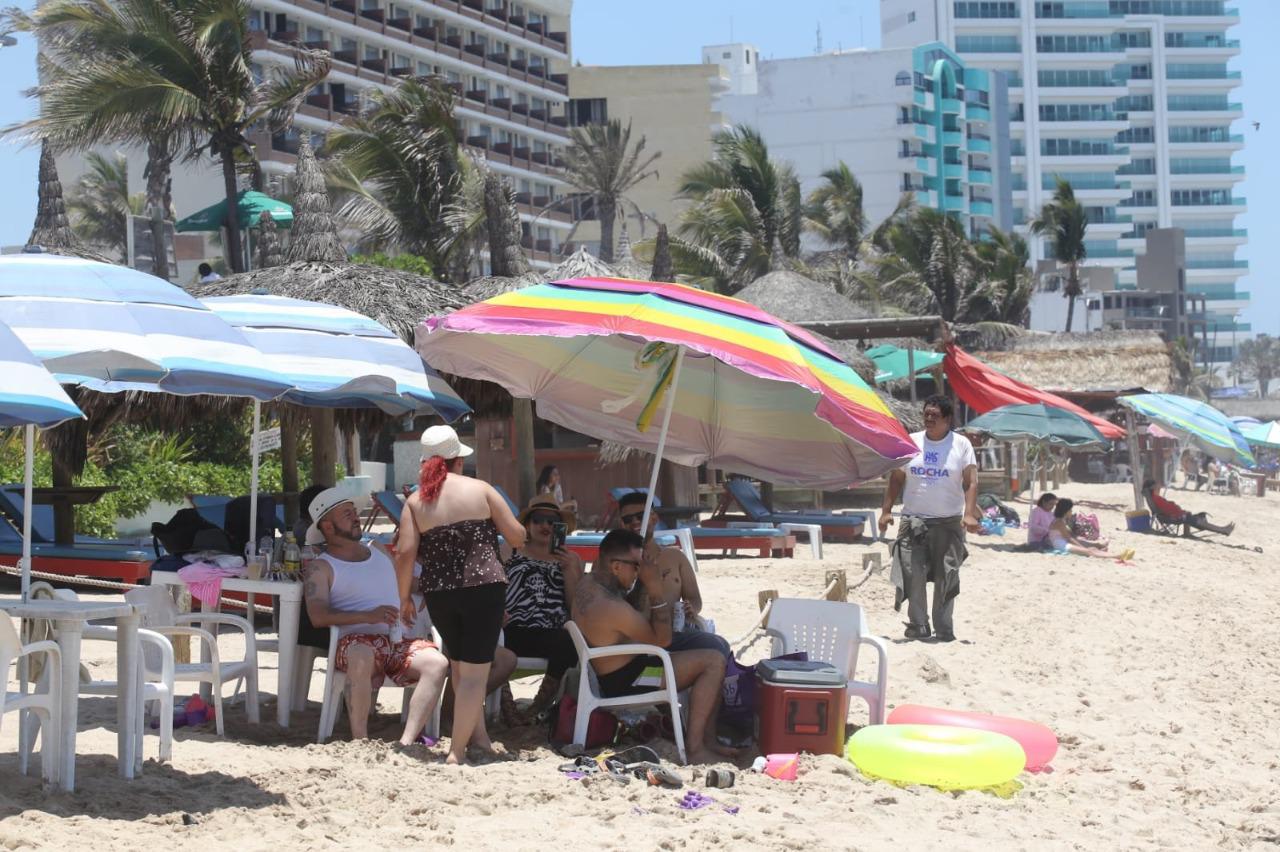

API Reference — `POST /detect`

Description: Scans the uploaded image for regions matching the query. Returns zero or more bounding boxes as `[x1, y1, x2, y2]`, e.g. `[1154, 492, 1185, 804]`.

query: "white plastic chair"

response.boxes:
[25, 588, 176, 763]
[764, 598, 889, 725]
[564, 620, 686, 763]
[2, 613, 61, 787]
[126, 586, 259, 736]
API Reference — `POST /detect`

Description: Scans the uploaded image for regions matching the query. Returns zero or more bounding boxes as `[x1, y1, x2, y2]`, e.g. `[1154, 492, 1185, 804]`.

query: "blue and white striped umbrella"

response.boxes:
[1119, 393, 1255, 467]
[203, 294, 469, 419]
[0, 253, 292, 399]
[0, 319, 83, 428]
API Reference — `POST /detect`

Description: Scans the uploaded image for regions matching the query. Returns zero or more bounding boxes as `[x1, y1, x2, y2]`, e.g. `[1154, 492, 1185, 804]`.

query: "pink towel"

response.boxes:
[177, 562, 245, 606]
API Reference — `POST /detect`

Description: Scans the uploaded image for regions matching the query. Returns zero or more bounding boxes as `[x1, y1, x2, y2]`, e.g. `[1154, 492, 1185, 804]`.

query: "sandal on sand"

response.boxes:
[630, 762, 683, 788]
[1115, 548, 1136, 562]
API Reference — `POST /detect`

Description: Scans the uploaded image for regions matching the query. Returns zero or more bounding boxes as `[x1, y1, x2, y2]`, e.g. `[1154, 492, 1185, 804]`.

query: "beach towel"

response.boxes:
[177, 560, 246, 606]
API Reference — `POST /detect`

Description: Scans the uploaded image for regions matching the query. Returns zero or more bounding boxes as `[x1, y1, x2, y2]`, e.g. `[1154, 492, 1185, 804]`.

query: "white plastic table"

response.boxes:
[148, 573, 303, 727]
[0, 597, 142, 792]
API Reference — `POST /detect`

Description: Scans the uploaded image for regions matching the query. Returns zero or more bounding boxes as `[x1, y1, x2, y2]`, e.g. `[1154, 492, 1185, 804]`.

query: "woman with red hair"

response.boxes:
[394, 425, 526, 765]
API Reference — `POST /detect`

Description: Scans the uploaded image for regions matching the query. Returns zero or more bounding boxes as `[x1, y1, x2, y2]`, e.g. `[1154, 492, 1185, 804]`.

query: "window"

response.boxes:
[722, 51, 731, 59]
[895, 71, 911, 86]
[908, 11, 917, 22]
[745, 50, 751, 64]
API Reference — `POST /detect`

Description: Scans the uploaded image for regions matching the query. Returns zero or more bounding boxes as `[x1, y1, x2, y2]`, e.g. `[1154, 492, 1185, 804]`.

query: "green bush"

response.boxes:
[350, 251, 434, 278]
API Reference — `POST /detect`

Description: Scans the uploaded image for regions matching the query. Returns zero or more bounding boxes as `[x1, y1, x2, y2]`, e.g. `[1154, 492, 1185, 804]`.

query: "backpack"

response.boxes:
[150, 508, 232, 558]
[977, 492, 1021, 526]
[223, 494, 277, 558]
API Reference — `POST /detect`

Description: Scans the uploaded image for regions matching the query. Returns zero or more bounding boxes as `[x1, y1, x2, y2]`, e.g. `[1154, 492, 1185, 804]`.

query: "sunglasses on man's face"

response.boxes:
[620, 511, 645, 525]
[528, 513, 560, 526]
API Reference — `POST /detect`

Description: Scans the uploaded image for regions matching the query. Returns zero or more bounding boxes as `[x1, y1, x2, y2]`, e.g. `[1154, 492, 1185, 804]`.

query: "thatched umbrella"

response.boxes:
[650, 224, 674, 283]
[191, 135, 466, 514]
[26, 142, 112, 263]
[610, 224, 650, 280]
[256, 211, 284, 269]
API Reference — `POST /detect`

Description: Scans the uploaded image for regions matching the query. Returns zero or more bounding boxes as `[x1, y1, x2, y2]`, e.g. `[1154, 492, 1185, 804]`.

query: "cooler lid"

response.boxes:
[757, 658, 846, 687]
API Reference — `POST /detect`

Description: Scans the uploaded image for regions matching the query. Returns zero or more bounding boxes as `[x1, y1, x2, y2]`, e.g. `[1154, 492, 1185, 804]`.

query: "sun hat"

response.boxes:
[419, 424, 474, 461]
[305, 487, 355, 546]
[519, 494, 577, 532]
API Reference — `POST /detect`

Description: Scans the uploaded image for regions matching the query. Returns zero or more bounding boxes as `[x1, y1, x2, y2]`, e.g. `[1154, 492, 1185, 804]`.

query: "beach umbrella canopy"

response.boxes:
[960, 403, 1110, 449]
[0, 320, 88, 600]
[418, 277, 917, 516]
[0, 253, 292, 399]
[866, 344, 945, 384]
[176, 190, 293, 232]
[1240, 420, 1280, 449]
[204, 294, 468, 418]
[1118, 393, 1255, 466]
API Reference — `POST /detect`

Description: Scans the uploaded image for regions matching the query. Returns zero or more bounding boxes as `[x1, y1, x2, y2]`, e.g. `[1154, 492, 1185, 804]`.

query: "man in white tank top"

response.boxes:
[303, 488, 448, 744]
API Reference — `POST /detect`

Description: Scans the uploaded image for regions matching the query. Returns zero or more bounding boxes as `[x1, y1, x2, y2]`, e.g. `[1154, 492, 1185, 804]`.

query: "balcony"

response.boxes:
[970, 169, 993, 185]
[387, 15, 411, 31]
[331, 0, 355, 13]
[1185, 259, 1249, 269]
[359, 55, 385, 73]
[389, 63, 413, 77]
[332, 48, 358, 66]
[358, 7, 383, 24]
[970, 199, 994, 216]
[466, 134, 490, 150]
[465, 88, 488, 104]
[967, 135, 991, 153]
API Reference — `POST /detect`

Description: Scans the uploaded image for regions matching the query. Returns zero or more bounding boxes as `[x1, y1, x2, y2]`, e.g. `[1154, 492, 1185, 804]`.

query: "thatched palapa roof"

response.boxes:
[26, 142, 113, 263]
[975, 330, 1173, 394]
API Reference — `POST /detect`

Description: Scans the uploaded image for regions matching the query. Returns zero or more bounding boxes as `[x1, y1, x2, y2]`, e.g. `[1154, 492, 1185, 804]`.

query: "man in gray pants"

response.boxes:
[879, 395, 981, 642]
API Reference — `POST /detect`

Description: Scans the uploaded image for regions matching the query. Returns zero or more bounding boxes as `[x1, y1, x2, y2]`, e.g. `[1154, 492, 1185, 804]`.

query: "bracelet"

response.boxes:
[650, 602, 669, 610]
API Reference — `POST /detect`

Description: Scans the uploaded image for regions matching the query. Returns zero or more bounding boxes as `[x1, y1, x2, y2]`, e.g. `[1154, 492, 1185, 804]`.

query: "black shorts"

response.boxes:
[596, 654, 660, 698]
[425, 582, 506, 664]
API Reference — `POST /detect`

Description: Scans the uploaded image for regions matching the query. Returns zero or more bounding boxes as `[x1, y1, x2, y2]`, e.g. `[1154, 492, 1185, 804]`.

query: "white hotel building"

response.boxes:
[881, 0, 1248, 363]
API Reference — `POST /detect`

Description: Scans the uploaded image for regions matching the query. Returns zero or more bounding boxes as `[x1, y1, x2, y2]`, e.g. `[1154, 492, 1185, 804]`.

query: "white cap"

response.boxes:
[419, 424, 473, 461]
[305, 487, 354, 546]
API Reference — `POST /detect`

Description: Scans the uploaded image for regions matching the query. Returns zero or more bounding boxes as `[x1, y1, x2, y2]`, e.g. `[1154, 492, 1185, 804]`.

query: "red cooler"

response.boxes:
[755, 659, 848, 756]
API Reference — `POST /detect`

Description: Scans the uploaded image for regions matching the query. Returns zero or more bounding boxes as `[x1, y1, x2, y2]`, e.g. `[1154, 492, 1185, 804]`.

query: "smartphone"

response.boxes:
[551, 521, 567, 552]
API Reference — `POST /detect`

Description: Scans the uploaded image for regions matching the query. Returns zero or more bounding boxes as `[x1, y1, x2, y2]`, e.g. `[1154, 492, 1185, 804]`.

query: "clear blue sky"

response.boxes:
[2, 0, 1274, 334]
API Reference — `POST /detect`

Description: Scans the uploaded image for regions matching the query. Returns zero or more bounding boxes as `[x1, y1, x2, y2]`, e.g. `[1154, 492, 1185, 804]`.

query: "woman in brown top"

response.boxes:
[394, 425, 526, 765]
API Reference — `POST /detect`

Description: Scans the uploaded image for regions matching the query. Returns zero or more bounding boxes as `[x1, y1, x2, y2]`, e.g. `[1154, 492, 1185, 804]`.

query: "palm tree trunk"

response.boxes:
[218, 143, 246, 273]
[598, 200, 616, 263]
[1063, 263, 1078, 333]
[144, 134, 174, 219]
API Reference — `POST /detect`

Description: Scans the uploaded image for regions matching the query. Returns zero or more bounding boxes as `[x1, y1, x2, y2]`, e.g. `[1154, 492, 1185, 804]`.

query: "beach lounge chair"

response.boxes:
[127, 585, 260, 736]
[564, 620, 686, 763]
[1143, 492, 1185, 536]
[764, 598, 889, 725]
[2, 608, 61, 787]
[0, 512, 152, 583]
[707, 478, 869, 542]
[606, 488, 799, 558]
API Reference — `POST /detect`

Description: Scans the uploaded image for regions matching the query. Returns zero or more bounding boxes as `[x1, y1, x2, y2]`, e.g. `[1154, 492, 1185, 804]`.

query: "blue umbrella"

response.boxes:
[1240, 420, 1280, 450]
[0, 252, 292, 399]
[1118, 393, 1255, 467]
[0, 320, 86, 599]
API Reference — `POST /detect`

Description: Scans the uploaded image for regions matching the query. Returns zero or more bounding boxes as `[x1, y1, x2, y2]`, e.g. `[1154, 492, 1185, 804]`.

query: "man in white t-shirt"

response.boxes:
[879, 395, 980, 642]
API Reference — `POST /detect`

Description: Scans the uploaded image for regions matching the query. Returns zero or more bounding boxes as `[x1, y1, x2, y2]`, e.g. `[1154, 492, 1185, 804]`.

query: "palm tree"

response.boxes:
[804, 162, 866, 261]
[561, 119, 659, 263]
[1234, 334, 1280, 399]
[973, 226, 1033, 326]
[675, 125, 802, 293]
[325, 77, 471, 279]
[9, 0, 329, 272]
[870, 207, 987, 322]
[64, 150, 144, 261]
[1030, 177, 1089, 332]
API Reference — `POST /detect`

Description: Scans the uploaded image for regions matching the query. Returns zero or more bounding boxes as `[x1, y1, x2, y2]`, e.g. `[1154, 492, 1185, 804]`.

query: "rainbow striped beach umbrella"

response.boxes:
[419, 277, 916, 524]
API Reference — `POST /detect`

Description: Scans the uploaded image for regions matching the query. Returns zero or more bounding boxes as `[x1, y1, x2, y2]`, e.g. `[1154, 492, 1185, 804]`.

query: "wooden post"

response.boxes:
[310, 409, 337, 487]
[1125, 409, 1143, 511]
[907, 345, 917, 403]
[1003, 441, 1014, 499]
[280, 406, 300, 527]
[512, 397, 537, 506]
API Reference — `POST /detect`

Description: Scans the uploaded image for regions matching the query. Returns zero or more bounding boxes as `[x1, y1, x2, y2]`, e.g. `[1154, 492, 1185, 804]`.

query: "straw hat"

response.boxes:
[518, 494, 576, 532]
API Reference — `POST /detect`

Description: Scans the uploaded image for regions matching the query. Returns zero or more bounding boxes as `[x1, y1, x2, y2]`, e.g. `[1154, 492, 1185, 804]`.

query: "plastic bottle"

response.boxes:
[299, 543, 318, 574]
[283, 532, 301, 576]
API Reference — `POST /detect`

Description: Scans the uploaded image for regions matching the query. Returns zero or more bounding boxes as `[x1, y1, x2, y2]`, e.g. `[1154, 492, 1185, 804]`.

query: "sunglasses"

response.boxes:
[528, 513, 560, 525]
[620, 511, 645, 524]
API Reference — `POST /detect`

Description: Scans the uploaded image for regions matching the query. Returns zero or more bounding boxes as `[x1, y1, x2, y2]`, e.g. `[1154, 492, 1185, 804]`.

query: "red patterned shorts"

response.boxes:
[334, 634, 438, 687]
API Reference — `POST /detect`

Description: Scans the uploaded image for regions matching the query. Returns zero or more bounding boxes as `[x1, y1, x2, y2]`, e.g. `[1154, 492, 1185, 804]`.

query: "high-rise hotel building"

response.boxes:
[882, 1, 1248, 362]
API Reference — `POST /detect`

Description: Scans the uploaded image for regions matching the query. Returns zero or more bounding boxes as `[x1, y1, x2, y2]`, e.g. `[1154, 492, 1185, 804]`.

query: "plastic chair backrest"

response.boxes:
[0, 486, 56, 543]
[0, 614, 20, 683]
[766, 598, 862, 680]
[126, 585, 178, 629]
[725, 478, 770, 521]
[564, 620, 600, 693]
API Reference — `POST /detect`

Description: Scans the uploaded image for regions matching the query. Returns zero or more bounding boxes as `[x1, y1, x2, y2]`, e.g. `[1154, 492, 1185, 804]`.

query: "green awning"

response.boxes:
[176, 190, 293, 232]
[866, 344, 944, 384]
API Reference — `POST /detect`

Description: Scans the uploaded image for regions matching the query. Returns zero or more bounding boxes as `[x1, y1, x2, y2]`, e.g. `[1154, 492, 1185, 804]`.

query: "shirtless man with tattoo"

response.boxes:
[571, 529, 736, 764]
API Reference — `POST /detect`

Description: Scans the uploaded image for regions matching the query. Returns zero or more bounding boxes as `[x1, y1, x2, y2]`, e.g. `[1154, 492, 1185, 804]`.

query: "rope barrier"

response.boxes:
[0, 564, 274, 614]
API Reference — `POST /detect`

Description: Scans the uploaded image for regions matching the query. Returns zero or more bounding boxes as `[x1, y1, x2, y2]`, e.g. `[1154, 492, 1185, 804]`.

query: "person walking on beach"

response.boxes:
[879, 395, 981, 642]
[394, 425, 527, 765]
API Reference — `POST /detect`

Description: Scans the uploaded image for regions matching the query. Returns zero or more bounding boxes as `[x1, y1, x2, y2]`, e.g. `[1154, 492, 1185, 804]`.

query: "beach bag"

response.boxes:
[223, 494, 277, 558]
[720, 651, 810, 729]
[150, 508, 231, 558]
[551, 696, 621, 749]
[1073, 512, 1101, 541]
[977, 493, 1021, 527]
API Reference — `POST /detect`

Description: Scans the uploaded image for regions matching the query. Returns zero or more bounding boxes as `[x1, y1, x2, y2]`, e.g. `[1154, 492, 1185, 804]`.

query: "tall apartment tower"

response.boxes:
[882, 1, 1247, 364]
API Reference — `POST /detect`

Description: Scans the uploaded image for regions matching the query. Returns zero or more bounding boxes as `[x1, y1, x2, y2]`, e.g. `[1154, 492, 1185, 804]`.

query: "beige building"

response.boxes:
[566, 63, 729, 256]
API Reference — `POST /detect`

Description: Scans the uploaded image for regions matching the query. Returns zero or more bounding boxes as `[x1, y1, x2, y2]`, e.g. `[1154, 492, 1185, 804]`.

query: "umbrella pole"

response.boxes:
[1125, 410, 1143, 511]
[250, 400, 261, 555]
[641, 346, 686, 534]
[21, 424, 34, 602]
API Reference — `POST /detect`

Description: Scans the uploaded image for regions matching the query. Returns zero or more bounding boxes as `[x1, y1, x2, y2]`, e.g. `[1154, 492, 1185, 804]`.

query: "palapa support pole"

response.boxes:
[907, 345, 917, 403]
[513, 398, 537, 506]
[249, 399, 261, 554]
[1125, 409, 1144, 511]
[641, 346, 686, 534]
[21, 424, 34, 601]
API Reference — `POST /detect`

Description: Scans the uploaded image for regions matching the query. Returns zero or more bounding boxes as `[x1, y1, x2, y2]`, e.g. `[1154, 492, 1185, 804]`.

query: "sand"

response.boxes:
[3, 482, 1279, 850]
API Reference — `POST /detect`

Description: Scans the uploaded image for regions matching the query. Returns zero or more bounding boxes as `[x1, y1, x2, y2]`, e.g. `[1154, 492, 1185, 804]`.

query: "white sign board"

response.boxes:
[252, 427, 282, 454]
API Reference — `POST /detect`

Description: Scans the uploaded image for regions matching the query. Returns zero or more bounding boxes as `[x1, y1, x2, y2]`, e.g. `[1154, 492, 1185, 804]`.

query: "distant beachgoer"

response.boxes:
[1143, 480, 1235, 537]
[197, 262, 222, 283]
[1027, 492, 1057, 550]
[879, 395, 981, 642]
[1048, 499, 1131, 560]
[393, 425, 526, 765]
[536, 465, 577, 513]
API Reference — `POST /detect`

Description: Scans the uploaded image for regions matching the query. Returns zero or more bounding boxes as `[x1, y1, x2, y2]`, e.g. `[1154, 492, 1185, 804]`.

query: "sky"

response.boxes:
[1, 0, 1274, 334]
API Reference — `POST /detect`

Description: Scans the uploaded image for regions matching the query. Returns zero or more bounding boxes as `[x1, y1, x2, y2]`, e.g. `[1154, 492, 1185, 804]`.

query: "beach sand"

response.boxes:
[3, 482, 1278, 850]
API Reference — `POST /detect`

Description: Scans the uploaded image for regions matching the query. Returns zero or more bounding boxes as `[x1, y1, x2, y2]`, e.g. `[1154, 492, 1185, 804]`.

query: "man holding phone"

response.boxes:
[501, 496, 585, 718]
